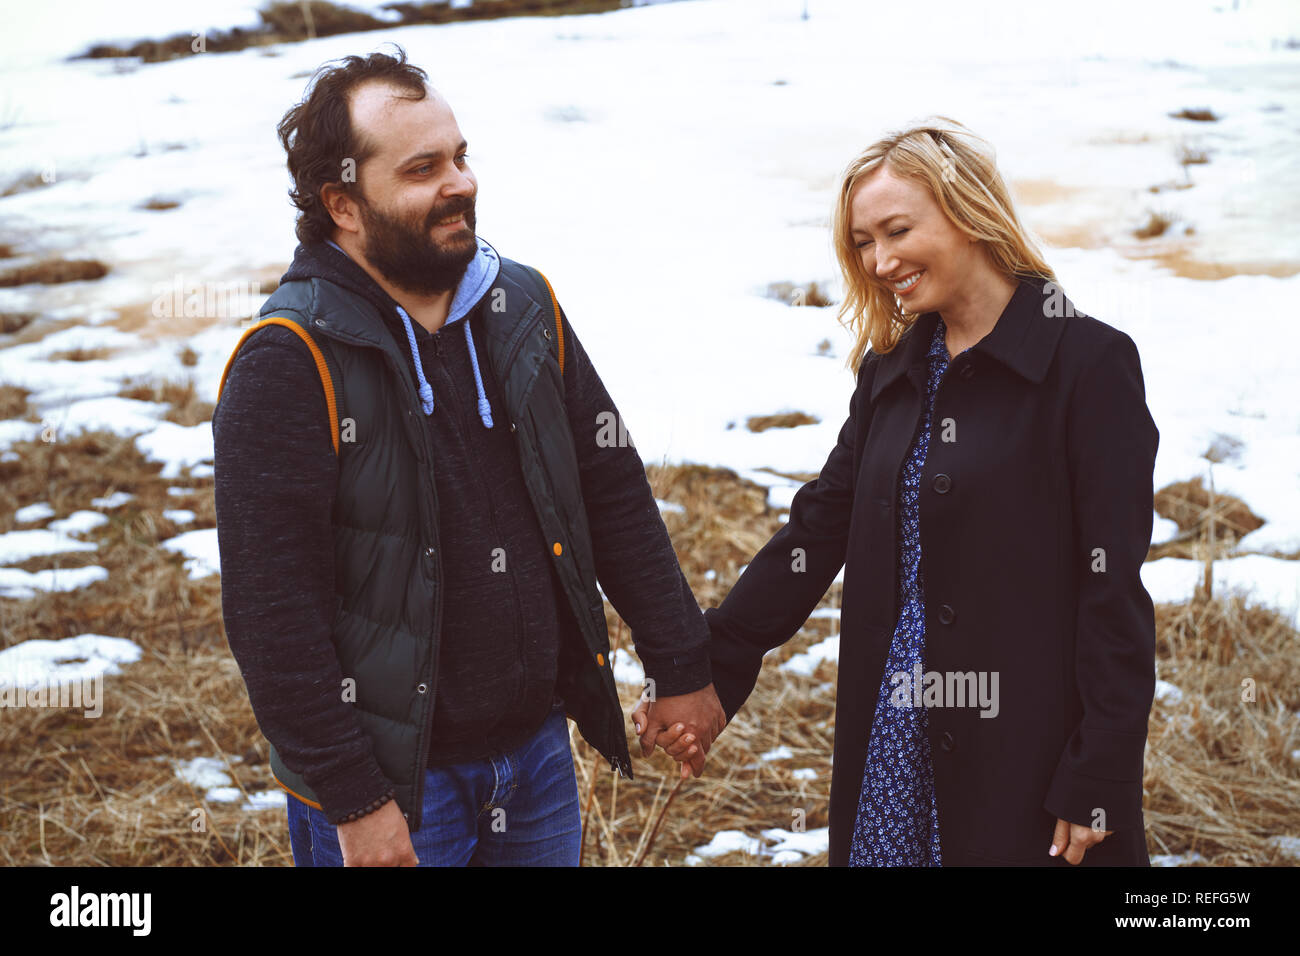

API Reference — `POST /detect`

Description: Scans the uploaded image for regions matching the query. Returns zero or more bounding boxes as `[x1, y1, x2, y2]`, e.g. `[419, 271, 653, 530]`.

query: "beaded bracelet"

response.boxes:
[336, 789, 396, 824]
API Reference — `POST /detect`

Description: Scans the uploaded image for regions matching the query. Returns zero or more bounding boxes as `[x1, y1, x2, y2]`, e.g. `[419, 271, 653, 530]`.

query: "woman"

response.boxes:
[640, 116, 1159, 866]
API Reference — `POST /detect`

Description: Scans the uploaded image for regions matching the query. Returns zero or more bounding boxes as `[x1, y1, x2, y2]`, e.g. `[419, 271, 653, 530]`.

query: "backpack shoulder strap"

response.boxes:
[217, 315, 341, 455]
[510, 263, 566, 377]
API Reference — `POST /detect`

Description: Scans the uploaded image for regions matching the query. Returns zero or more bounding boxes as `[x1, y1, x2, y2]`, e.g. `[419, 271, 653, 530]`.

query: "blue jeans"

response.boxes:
[286, 704, 581, 866]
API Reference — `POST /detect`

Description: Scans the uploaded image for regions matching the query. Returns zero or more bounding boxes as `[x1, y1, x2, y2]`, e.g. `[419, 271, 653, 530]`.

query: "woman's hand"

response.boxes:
[1049, 817, 1112, 864]
[631, 683, 727, 779]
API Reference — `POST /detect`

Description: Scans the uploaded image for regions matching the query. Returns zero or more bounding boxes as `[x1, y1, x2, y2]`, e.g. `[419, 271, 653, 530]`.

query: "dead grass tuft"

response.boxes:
[1155, 476, 1264, 552]
[46, 346, 113, 362]
[118, 379, 214, 427]
[0, 259, 109, 288]
[1170, 107, 1219, 122]
[746, 412, 820, 433]
[0, 384, 30, 419]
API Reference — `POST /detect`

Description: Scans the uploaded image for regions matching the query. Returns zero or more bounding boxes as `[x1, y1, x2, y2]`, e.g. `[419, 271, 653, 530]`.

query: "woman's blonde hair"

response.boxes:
[831, 115, 1058, 374]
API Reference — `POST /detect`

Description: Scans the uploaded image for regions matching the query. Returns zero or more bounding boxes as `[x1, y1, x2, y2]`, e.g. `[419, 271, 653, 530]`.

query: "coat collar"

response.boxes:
[870, 273, 1068, 403]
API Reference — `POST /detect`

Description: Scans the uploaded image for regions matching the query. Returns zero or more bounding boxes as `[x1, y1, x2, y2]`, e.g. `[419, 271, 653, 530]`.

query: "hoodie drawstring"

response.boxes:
[394, 304, 493, 428]
[462, 321, 494, 429]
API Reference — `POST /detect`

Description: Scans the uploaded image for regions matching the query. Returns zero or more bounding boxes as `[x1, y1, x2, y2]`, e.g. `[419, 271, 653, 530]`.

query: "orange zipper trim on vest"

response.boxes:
[218, 317, 340, 455]
[535, 270, 564, 377]
[270, 769, 324, 810]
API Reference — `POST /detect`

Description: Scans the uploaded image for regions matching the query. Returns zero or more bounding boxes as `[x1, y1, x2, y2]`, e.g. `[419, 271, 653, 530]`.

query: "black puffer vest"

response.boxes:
[219, 258, 632, 831]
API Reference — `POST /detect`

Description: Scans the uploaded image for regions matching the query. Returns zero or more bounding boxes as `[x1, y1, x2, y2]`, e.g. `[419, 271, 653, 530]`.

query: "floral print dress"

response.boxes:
[849, 315, 964, 867]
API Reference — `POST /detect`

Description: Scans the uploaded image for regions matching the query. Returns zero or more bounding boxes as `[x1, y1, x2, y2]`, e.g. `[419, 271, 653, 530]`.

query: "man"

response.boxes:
[212, 47, 724, 867]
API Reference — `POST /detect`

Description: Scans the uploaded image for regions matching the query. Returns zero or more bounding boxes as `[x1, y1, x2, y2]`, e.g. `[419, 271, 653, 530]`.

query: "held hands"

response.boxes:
[631, 682, 727, 780]
[1050, 817, 1112, 864]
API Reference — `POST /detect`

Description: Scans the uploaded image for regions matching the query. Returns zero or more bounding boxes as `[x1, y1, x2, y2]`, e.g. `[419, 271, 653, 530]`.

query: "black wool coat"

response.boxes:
[706, 274, 1159, 866]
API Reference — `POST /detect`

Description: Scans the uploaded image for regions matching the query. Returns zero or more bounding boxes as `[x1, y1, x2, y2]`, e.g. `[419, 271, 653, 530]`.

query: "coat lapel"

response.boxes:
[868, 274, 1069, 403]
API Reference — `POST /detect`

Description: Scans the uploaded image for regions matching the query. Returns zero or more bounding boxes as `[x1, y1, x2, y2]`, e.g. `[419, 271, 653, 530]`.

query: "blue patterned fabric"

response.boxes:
[849, 316, 966, 866]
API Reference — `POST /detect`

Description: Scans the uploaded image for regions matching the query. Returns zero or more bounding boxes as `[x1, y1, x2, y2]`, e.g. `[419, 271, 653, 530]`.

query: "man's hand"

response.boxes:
[336, 799, 419, 866]
[631, 683, 727, 779]
[1049, 817, 1112, 865]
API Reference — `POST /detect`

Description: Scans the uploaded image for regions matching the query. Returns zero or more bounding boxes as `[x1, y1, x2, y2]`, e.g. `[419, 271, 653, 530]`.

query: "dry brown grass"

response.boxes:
[74, 0, 634, 63]
[0, 259, 109, 288]
[1145, 595, 1300, 865]
[0, 429, 1296, 866]
[0, 384, 30, 420]
[745, 412, 820, 434]
[118, 380, 214, 428]
[45, 347, 114, 363]
[1154, 476, 1264, 550]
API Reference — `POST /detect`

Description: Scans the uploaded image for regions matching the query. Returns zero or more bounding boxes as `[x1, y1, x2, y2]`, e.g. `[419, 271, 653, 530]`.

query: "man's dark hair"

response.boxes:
[277, 45, 429, 245]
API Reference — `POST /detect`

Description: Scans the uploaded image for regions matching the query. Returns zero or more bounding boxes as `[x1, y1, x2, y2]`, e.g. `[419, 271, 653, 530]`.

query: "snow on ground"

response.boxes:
[1154, 680, 1184, 705]
[134, 420, 213, 479]
[0, 528, 98, 563]
[780, 634, 840, 677]
[48, 510, 109, 536]
[160, 528, 221, 579]
[685, 825, 830, 865]
[1142, 554, 1300, 626]
[0, 565, 110, 599]
[14, 502, 55, 523]
[1151, 851, 1208, 866]
[170, 754, 286, 811]
[1269, 836, 1300, 861]
[0, 0, 1297, 612]
[0, 633, 141, 689]
[611, 647, 646, 685]
[90, 491, 134, 509]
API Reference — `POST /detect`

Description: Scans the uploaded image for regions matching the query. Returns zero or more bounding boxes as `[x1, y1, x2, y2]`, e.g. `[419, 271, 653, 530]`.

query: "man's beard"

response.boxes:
[355, 193, 478, 296]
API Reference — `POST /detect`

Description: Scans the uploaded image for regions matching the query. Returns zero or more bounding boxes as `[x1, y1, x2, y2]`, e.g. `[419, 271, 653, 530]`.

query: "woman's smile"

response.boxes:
[890, 269, 925, 295]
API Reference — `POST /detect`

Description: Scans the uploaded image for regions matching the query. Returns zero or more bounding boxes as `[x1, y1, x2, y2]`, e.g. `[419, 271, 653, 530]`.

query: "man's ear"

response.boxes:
[320, 182, 362, 237]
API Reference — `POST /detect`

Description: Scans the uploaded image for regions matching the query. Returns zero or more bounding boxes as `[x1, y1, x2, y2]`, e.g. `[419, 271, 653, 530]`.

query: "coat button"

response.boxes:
[932, 474, 951, 494]
[938, 604, 955, 625]
[425, 546, 435, 557]
[940, 731, 954, 751]
[543, 327, 552, 340]
[416, 683, 427, 694]
[314, 319, 325, 328]
[959, 363, 974, 379]
[509, 422, 516, 433]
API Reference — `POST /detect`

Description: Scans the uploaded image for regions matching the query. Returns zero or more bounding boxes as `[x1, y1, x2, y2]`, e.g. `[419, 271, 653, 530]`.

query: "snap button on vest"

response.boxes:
[933, 474, 951, 494]
[543, 327, 551, 340]
[416, 683, 427, 694]
[938, 604, 955, 625]
[424, 546, 435, 557]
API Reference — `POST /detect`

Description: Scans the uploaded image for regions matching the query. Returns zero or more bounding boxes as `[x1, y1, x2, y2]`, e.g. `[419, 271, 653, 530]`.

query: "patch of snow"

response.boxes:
[159, 528, 220, 578]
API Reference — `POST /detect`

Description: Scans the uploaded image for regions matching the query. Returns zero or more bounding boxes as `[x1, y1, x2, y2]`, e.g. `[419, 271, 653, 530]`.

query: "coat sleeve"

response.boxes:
[1044, 331, 1159, 832]
[214, 328, 394, 824]
[705, 358, 873, 721]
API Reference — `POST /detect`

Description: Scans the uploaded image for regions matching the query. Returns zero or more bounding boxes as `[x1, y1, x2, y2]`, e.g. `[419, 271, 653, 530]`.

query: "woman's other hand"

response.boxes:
[1049, 817, 1112, 864]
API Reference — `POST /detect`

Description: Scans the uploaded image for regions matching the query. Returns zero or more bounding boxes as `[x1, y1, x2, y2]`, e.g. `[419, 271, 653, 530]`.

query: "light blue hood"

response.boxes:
[326, 236, 501, 427]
